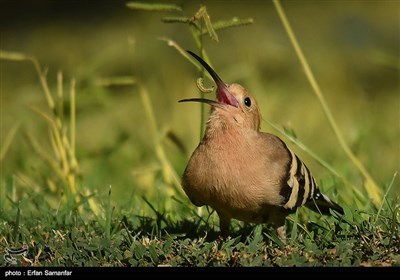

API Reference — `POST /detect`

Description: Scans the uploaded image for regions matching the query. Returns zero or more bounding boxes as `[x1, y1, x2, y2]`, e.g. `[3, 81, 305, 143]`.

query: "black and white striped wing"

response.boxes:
[280, 145, 343, 215]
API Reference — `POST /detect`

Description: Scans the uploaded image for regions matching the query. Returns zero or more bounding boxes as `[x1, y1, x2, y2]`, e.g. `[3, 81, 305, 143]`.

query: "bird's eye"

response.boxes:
[244, 97, 251, 107]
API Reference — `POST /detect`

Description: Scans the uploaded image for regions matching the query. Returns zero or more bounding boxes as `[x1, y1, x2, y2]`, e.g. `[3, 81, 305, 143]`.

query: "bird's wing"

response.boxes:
[280, 142, 318, 210]
[260, 133, 343, 215]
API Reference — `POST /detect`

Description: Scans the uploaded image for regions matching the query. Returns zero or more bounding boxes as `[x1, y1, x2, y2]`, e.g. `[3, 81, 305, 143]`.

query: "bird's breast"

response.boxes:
[181, 133, 284, 217]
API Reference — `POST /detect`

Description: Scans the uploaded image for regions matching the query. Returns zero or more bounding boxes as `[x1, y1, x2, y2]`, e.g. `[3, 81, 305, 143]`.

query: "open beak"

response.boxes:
[178, 97, 228, 109]
[179, 51, 239, 108]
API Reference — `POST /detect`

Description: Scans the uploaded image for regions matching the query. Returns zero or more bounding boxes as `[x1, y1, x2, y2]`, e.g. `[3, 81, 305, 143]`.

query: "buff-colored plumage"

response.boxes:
[180, 51, 343, 240]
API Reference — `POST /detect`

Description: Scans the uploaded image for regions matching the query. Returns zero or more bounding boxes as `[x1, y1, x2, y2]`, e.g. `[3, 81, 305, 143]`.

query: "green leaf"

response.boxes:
[126, 2, 182, 12]
[290, 211, 299, 244]
[149, 245, 159, 263]
[162, 17, 192, 24]
[163, 237, 174, 252]
[221, 236, 240, 250]
[210, 17, 254, 32]
[343, 205, 353, 223]
[134, 242, 146, 259]
[264, 231, 285, 249]
[129, 259, 138, 266]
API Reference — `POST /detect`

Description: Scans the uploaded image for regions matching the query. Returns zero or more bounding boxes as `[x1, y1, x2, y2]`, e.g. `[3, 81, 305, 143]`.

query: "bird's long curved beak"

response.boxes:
[181, 51, 239, 108]
[178, 98, 228, 109]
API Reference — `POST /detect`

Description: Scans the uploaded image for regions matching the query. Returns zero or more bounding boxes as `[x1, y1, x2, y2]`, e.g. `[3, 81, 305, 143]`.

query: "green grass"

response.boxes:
[1, 0, 399, 267]
[0, 189, 398, 266]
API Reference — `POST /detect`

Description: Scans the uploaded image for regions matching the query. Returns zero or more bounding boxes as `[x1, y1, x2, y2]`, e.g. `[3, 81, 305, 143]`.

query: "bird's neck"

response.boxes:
[203, 111, 252, 145]
[205, 111, 236, 136]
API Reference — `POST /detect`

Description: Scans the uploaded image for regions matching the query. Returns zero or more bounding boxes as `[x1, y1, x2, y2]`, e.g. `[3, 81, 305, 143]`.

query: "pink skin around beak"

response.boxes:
[179, 51, 239, 108]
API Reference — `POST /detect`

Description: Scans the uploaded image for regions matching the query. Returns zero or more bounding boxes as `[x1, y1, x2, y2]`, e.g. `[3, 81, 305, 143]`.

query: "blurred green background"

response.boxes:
[1, 0, 399, 207]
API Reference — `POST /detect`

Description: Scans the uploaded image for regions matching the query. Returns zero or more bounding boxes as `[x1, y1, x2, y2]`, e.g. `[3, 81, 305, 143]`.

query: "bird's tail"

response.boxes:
[305, 190, 344, 215]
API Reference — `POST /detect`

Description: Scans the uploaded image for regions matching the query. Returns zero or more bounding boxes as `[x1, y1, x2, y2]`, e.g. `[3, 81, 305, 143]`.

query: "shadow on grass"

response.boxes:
[121, 213, 277, 244]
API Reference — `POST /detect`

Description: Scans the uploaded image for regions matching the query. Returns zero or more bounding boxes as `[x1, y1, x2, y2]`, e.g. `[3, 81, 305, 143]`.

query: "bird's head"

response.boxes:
[180, 51, 261, 131]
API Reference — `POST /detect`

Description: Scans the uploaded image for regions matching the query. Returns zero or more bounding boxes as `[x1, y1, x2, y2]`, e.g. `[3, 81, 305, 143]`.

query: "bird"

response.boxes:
[179, 50, 343, 241]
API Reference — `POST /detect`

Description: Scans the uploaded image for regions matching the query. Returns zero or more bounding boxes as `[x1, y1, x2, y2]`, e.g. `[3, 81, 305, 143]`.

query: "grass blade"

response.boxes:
[0, 50, 32, 61]
[126, 2, 182, 12]
[0, 123, 20, 161]
[374, 171, 398, 224]
[13, 205, 21, 243]
[162, 17, 192, 24]
[138, 85, 184, 196]
[290, 210, 299, 244]
[57, 72, 64, 129]
[105, 186, 112, 241]
[205, 17, 254, 34]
